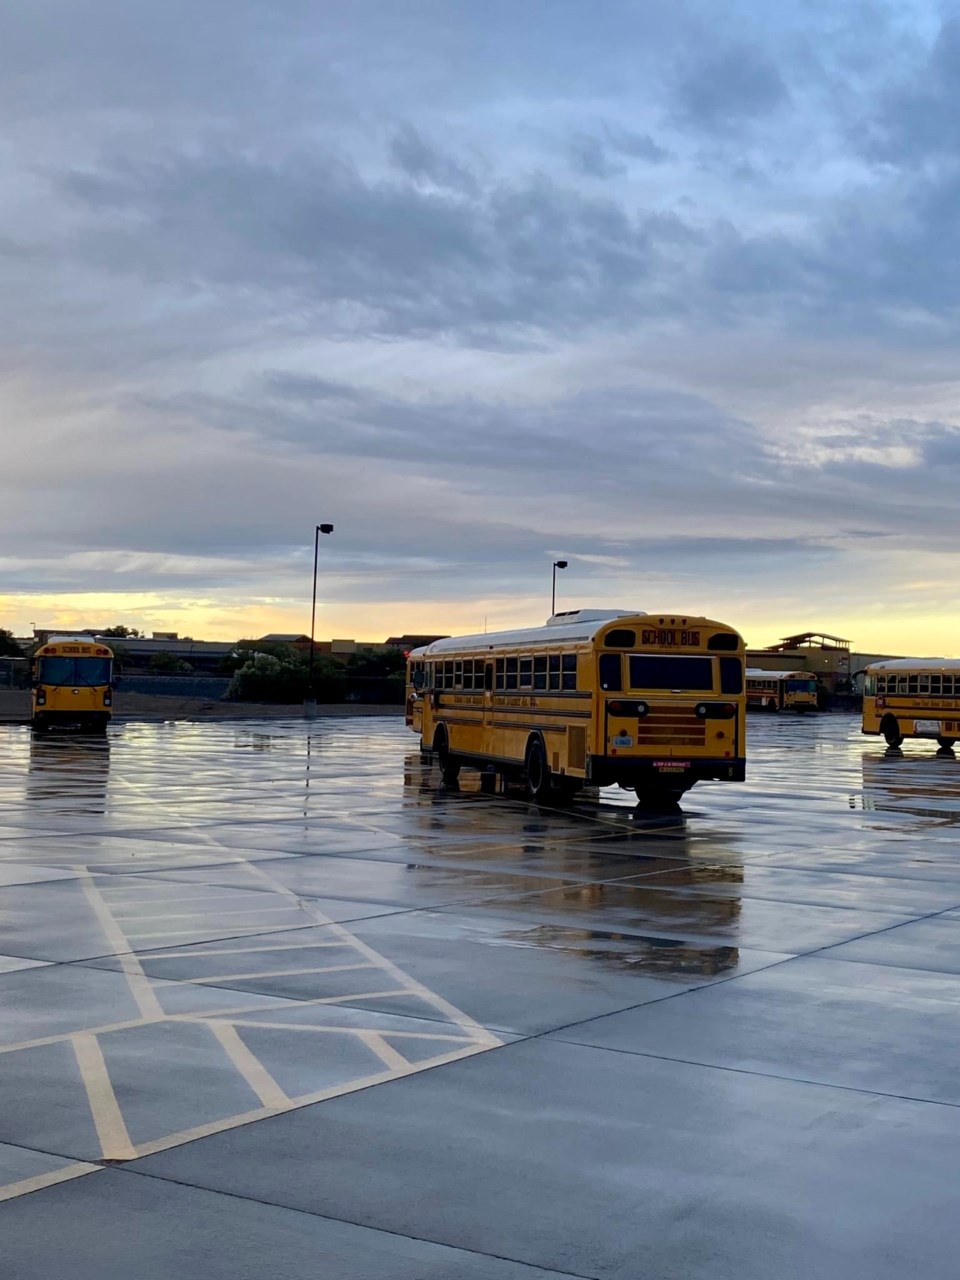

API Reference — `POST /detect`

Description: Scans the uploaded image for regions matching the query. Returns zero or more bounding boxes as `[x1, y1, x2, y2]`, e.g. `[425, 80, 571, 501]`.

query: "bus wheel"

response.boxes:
[937, 737, 956, 753]
[881, 716, 903, 748]
[551, 778, 581, 807]
[524, 737, 553, 804]
[433, 728, 460, 783]
[635, 782, 687, 810]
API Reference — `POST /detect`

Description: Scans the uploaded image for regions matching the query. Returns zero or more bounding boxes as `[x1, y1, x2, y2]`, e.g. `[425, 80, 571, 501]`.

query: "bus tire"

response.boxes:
[937, 737, 956, 751]
[524, 736, 552, 804]
[881, 716, 903, 748]
[433, 727, 460, 783]
[553, 778, 582, 807]
[635, 781, 687, 810]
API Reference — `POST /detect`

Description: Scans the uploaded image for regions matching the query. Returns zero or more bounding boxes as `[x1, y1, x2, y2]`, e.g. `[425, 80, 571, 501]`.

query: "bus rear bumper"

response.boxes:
[587, 755, 745, 788]
[33, 711, 110, 732]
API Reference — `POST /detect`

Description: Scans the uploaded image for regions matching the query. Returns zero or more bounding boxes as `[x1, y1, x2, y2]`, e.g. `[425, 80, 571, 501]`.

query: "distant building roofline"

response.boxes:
[765, 631, 851, 651]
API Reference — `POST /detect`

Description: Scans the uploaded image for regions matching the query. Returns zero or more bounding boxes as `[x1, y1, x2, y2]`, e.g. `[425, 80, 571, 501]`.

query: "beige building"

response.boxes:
[747, 632, 905, 693]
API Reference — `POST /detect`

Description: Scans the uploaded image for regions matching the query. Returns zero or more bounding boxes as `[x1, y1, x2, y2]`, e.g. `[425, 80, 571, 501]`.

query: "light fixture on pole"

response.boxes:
[551, 559, 568, 616]
[307, 523, 334, 707]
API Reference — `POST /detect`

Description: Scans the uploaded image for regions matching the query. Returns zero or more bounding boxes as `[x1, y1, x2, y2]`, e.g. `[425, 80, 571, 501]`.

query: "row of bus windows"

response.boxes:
[871, 673, 960, 696]
[747, 678, 816, 693]
[412, 654, 580, 693]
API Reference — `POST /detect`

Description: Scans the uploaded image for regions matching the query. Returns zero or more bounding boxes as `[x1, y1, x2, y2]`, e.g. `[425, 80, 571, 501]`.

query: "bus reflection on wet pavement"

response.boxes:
[1, 713, 960, 1280]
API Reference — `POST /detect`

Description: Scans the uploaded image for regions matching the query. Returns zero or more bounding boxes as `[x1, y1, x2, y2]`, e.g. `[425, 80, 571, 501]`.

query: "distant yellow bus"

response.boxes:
[407, 609, 746, 806]
[746, 669, 818, 713]
[32, 636, 114, 732]
[863, 659, 960, 750]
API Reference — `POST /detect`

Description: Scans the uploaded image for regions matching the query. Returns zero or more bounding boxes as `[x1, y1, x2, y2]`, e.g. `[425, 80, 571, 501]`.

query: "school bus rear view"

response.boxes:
[407, 609, 745, 806]
[32, 636, 114, 732]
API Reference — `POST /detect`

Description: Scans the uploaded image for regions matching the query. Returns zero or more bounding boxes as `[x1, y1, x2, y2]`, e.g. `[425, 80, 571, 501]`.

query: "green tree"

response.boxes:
[219, 641, 299, 676]
[0, 629, 22, 657]
[226, 651, 344, 704]
[344, 647, 406, 678]
[101, 625, 142, 638]
[149, 651, 193, 674]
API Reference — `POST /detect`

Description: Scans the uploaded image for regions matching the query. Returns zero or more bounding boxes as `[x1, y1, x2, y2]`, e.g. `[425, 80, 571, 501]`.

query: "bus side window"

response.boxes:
[495, 659, 505, 690]
[719, 658, 743, 694]
[561, 654, 577, 690]
[548, 655, 561, 690]
[599, 654, 622, 691]
[484, 663, 494, 692]
[533, 655, 547, 690]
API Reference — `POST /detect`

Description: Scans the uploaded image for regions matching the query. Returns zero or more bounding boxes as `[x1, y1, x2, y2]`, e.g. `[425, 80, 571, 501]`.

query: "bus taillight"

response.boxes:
[695, 702, 737, 719]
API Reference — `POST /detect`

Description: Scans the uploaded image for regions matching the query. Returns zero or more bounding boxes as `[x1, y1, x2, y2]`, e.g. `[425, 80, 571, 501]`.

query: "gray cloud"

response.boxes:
[671, 45, 789, 130]
[55, 148, 700, 341]
[861, 18, 960, 164]
[0, 0, 958, 637]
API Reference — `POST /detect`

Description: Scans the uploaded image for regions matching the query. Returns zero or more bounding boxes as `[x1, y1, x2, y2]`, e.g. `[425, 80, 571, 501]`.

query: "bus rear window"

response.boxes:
[599, 653, 622, 691]
[720, 658, 743, 694]
[628, 656, 714, 691]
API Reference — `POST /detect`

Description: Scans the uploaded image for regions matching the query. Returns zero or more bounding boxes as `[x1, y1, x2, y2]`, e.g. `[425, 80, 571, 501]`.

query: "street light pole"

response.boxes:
[307, 523, 334, 705]
[551, 559, 568, 616]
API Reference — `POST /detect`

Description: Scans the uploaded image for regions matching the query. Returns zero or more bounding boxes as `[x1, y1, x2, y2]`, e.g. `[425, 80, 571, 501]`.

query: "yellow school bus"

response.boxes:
[746, 669, 818, 713]
[407, 609, 745, 805]
[32, 636, 114, 732]
[862, 659, 960, 751]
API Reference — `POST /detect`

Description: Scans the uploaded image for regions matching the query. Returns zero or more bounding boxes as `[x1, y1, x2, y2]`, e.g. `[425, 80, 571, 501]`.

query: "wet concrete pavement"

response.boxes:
[1, 714, 960, 1275]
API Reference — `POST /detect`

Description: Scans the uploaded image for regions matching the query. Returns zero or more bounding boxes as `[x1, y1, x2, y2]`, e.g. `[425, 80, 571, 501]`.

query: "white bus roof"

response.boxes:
[42, 635, 110, 646]
[411, 611, 736, 658]
[866, 658, 960, 672]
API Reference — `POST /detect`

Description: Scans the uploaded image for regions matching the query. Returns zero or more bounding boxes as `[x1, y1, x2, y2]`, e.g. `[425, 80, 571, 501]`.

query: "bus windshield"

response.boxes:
[38, 657, 112, 687]
[786, 679, 816, 693]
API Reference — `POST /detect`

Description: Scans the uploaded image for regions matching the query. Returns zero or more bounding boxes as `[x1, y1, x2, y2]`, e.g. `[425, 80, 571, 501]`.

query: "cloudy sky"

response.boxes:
[2, 0, 958, 651]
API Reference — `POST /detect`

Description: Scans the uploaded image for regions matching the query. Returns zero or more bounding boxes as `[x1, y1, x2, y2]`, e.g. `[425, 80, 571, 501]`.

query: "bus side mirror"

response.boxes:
[412, 671, 424, 690]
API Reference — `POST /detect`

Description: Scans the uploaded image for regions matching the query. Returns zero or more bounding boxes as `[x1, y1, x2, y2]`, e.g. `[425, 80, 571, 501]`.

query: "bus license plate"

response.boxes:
[915, 720, 941, 734]
[654, 760, 689, 772]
